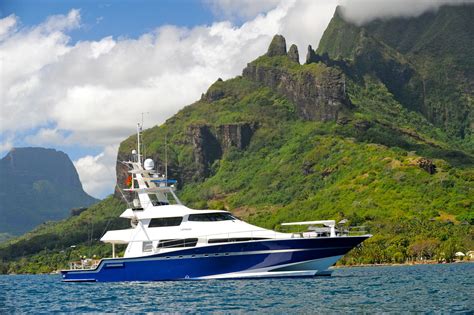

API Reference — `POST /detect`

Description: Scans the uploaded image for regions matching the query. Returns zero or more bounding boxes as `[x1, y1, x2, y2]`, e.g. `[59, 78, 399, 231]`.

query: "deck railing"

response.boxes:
[69, 259, 101, 270]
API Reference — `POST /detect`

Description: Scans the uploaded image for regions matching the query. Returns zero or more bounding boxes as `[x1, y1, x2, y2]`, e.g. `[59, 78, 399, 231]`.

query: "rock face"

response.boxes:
[417, 158, 436, 175]
[267, 34, 287, 57]
[201, 78, 226, 102]
[189, 123, 257, 178]
[305, 45, 321, 64]
[288, 44, 299, 63]
[189, 125, 223, 178]
[0, 148, 98, 236]
[217, 123, 255, 150]
[243, 54, 351, 121]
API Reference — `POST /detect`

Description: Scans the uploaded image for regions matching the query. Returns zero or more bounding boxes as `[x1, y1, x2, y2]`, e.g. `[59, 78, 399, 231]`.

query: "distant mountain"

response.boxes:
[0, 147, 98, 236]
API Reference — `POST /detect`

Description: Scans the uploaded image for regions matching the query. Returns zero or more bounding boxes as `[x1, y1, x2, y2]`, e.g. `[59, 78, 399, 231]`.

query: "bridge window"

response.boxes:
[188, 213, 237, 222]
[142, 241, 153, 252]
[157, 238, 198, 248]
[148, 194, 169, 206]
[149, 217, 182, 227]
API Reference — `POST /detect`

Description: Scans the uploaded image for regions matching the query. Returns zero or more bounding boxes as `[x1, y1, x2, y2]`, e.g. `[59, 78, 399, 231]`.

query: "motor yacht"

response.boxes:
[61, 124, 370, 282]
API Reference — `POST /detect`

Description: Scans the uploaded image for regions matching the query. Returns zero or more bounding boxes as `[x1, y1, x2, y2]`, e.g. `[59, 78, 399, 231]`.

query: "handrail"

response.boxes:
[123, 227, 344, 249]
[120, 225, 368, 247]
[69, 259, 101, 270]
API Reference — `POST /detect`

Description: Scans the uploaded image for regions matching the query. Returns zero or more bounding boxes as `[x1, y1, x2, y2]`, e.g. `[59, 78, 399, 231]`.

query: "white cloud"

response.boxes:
[206, 0, 281, 20]
[0, 136, 14, 153]
[0, 15, 17, 40]
[73, 145, 118, 198]
[0, 7, 288, 147]
[339, 0, 474, 25]
[24, 128, 70, 146]
[279, 0, 338, 58]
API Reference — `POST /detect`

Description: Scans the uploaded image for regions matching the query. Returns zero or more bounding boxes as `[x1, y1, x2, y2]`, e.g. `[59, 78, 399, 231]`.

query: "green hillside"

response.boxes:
[1, 5, 472, 273]
[0, 197, 127, 274]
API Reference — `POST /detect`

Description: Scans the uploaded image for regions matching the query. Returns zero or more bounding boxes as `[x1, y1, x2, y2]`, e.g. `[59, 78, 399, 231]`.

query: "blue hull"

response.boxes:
[61, 236, 368, 282]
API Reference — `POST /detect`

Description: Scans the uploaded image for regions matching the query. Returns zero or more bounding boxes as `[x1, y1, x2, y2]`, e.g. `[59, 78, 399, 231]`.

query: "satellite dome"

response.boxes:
[144, 158, 155, 170]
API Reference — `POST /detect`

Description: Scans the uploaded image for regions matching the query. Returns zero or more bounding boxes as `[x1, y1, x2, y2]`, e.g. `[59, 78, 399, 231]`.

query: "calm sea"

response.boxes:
[0, 263, 472, 313]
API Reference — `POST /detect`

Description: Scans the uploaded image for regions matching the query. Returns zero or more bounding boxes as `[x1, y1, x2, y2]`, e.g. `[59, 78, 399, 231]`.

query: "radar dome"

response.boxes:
[144, 158, 155, 170]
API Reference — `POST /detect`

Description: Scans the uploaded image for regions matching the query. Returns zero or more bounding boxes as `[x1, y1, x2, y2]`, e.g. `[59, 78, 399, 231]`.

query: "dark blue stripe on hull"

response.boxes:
[61, 236, 368, 282]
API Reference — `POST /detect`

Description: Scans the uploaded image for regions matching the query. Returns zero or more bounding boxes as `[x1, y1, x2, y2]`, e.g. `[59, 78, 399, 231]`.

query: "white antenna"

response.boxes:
[136, 123, 142, 164]
[141, 112, 149, 160]
[165, 134, 168, 184]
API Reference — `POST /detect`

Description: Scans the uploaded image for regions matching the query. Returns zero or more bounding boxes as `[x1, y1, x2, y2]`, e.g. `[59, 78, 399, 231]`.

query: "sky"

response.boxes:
[1, 0, 471, 198]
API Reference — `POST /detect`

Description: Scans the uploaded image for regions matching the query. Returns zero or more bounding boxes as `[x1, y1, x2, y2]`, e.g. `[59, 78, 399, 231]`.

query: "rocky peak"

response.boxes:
[201, 78, 226, 102]
[243, 40, 352, 122]
[267, 34, 287, 57]
[306, 45, 321, 64]
[288, 44, 299, 63]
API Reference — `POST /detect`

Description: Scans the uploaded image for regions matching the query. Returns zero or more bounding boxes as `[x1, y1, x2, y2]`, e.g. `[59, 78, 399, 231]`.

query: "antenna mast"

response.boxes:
[165, 134, 168, 183]
[140, 112, 149, 161]
[136, 123, 142, 164]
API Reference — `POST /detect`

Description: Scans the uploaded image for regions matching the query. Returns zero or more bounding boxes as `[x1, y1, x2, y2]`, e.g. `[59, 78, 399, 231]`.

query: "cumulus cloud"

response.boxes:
[0, 7, 288, 148]
[24, 128, 71, 146]
[0, 15, 17, 40]
[206, 0, 281, 20]
[339, 0, 474, 25]
[73, 145, 118, 199]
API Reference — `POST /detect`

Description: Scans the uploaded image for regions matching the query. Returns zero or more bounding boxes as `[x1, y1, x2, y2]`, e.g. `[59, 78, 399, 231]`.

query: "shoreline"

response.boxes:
[1, 260, 472, 276]
[334, 260, 473, 269]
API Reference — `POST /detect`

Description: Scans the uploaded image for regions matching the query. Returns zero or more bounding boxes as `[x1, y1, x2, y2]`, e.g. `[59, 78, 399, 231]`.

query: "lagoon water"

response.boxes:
[0, 263, 472, 313]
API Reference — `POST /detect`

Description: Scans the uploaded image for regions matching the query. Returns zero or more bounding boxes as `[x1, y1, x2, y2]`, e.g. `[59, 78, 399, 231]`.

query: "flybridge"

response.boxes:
[120, 122, 182, 208]
[60, 121, 370, 282]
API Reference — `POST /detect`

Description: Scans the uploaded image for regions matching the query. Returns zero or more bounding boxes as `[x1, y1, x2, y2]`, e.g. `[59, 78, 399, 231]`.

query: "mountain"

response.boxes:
[1, 4, 472, 273]
[0, 147, 98, 236]
[317, 5, 473, 140]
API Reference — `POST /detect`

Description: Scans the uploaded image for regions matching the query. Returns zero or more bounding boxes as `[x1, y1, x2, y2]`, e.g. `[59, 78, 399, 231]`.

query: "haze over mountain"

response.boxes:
[0, 147, 98, 238]
[0, 4, 472, 273]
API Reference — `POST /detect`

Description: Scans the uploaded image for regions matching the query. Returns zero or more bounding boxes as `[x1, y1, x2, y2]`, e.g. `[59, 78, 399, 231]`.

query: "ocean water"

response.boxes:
[0, 263, 472, 313]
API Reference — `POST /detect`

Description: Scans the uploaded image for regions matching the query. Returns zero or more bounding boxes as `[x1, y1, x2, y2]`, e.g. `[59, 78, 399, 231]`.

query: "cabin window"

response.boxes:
[157, 238, 198, 248]
[142, 241, 153, 252]
[187, 213, 236, 222]
[148, 194, 169, 206]
[148, 217, 183, 227]
[208, 237, 268, 244]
